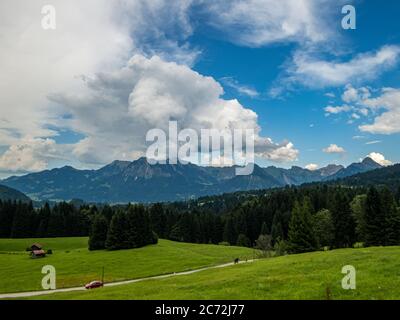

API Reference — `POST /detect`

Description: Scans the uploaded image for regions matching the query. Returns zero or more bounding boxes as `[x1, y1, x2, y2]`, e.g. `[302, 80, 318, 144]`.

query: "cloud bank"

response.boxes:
[51, 55, 299, 166]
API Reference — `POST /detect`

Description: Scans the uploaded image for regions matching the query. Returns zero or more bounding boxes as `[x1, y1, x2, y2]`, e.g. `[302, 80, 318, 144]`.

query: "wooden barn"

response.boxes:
[30, 249, 46, 259]
[29, 243, 46, 258]
[30, 243, 43, 251]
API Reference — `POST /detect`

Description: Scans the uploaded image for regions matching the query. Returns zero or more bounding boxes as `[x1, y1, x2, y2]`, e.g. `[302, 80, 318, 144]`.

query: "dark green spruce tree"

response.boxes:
[287, 199, 318, 253]
[364, 187, 386, 246]
[260, 221, 269, 236]
[10, 202, 34, 238]
[330, 191, 356, 248]
[149, 203, 166, 238]
[381, 188, 400, 245]
[271, 212, 285, 243]
[88, 214, 109, 250]
[126, 205, 155, 248]
[105, 211, 130, 250]
[223, 216, 237, 245]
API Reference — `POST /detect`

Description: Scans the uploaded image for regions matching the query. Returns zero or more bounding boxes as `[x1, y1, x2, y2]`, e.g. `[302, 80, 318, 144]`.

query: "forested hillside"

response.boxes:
[1, 183, 399, 255]
[0, 185, 30, 202]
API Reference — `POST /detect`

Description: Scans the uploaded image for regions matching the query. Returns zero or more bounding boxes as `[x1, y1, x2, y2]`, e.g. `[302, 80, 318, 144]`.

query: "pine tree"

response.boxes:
[381, 188, 400, 245]
[88, 214, 108, 250]
[46, 204, 65, 237]
[0, 200, 15, 238]
[192, 214, 201, 243]
[213, 215, 224, 244]
[105, 211, 130, 250]
[36, 203, 51, 237]
[101, 205, 114, 224]
[149, 203, 166, 238]
[223, 217, 236, 245]
[127, 205, 145, 247]
[364, 187, 385, 246]
[260, 221, 269, 236]
[386, 207, 400, 246]
[173, 213, 198, 243]
[396, 186, 400, 205]
[169, 222, 183, 242]
[330, 191, 356, 248]
[312, 209, 334, 248]
[271, 212, 284, 243]
[126, 205, 155, 248]
[287, 199, 318, 253]
[350, 195, 367, 243]
[10, 202, 34, 238]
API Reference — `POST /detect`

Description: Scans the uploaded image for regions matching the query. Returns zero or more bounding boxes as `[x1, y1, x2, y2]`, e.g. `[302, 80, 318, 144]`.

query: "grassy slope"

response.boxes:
[30, 246, 400, 300]
[0, 238, 254, 294]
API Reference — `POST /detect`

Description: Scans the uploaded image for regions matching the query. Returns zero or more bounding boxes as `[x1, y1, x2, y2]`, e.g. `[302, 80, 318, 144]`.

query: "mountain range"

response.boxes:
[0, 157, 383, 203]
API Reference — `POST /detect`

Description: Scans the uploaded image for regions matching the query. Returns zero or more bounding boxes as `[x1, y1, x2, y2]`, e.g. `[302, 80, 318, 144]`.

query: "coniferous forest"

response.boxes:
[1, 184, 400, 253]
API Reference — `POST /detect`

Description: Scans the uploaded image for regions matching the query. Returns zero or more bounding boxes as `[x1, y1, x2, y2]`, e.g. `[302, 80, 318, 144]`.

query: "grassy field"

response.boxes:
[25, 246, 400, 300]
[0, 237, 255, 294]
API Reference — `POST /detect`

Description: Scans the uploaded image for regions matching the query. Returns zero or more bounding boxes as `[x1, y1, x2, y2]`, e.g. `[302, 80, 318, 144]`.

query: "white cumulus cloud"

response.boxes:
[359, 88, 400, 134]
[51, 55, 299, 165]
[323, 144, 346, 154]
[0, 138, 67, 173]
[204, 0, 335, 47]
[288, 45, 400, 88]
[320, 85, 400, 135]
[0, 0, 312, 174]
[305, 163, 318, 171]
[367, 152, 392, 166]
[220, 77, 260, 98]
[324, 105, 352, 115]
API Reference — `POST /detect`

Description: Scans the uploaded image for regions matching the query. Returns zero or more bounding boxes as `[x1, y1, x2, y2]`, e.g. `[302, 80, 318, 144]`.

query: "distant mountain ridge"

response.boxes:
[325, 157, 383, 181]
[0, 157, 382, 203]
[328, 163, 400, 190]
[0, 185, 31, 202]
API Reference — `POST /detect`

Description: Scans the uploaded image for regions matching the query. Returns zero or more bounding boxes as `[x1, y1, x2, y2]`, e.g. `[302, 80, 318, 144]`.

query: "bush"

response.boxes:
[236, 234, 251, 248]
[274, 239, 288, 257]
[353, 242, 364, 248]
[255, 234, 273, 258]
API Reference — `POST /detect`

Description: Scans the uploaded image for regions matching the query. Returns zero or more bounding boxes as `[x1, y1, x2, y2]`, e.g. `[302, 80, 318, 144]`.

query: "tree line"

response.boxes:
[0, 201, 90, 238]
[90, 185, 400, 253]
[1, 184, 399, 254]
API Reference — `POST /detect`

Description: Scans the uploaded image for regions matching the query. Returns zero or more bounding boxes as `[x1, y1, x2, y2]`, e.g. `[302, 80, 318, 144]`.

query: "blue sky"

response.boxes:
[0, 0, 400, 177]
[189, 0, 400, 168]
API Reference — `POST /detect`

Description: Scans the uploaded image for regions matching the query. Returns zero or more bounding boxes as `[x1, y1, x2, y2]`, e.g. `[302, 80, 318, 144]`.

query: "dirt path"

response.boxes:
[0, 259, 255, 299]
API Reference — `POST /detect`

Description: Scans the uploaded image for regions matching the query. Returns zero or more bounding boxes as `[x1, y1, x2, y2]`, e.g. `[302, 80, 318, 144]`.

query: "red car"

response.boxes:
[85, 281, 103, 290]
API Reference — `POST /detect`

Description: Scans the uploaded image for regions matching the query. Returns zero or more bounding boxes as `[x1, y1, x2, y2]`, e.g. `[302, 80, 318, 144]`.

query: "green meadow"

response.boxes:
[0, 237, 254, 294]
[27, 246, 400, 300]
